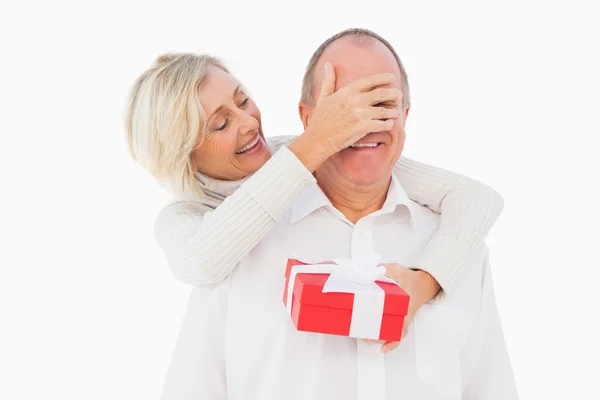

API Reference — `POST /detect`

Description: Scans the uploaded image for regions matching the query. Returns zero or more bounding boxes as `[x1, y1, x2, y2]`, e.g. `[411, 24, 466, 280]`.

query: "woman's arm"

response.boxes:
[154, 145, 314, 285]
[154, 69, 403, 285]
[394, 156, 504, 296]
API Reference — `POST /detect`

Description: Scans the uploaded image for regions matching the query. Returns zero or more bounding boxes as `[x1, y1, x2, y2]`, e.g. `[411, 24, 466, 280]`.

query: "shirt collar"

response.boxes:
[289, 182, 331, 224]
[290, 174, 416, 227]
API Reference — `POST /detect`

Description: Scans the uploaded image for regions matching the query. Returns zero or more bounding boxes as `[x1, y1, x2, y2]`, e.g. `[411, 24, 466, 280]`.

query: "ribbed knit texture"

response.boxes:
[395, 156, 504, 299]
[154, 136, 503, 294]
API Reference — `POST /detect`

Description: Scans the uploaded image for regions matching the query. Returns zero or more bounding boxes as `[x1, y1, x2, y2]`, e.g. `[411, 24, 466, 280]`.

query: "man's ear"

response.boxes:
[299, 102, 312, 130]
[402, 106, 410, 128]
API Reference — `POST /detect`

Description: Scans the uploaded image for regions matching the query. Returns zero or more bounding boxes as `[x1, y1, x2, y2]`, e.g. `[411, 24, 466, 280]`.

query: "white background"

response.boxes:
[1, 0, 598, 399]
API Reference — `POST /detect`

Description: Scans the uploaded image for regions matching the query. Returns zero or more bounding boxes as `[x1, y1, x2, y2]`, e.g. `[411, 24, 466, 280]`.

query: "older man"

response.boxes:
[161, 29, 517, 400]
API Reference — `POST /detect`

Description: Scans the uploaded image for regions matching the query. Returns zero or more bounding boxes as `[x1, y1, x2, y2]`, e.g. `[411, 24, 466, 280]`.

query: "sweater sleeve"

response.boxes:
[393, 156, 504, 298]
[154, 146, 315, 285]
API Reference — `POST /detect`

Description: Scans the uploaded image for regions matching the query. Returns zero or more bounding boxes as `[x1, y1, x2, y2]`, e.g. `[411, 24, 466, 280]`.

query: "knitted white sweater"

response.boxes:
[154, 136, 504, 293]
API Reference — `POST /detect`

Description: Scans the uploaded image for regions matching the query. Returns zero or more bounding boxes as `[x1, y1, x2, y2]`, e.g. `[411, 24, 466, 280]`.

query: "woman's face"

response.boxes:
[192, 66, 270, 181]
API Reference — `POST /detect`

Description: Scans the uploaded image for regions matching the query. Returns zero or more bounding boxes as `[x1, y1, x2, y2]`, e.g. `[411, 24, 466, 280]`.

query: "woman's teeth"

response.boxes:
[350, 142, 380, 148]
[236, 135, 260, 154]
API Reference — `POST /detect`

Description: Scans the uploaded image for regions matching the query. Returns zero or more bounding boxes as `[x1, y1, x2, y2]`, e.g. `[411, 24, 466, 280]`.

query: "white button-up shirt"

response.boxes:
[161, 176, 518, 400]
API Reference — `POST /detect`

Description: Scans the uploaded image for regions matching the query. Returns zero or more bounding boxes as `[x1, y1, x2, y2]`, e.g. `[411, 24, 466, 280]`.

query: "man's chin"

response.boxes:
[351, 176, 387, 187]
[336, 167, 390, 187]
[335, 152, 391, 186]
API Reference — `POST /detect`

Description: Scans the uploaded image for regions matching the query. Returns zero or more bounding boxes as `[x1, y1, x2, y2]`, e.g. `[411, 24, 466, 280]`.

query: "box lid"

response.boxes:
[285, 259, 409, 316]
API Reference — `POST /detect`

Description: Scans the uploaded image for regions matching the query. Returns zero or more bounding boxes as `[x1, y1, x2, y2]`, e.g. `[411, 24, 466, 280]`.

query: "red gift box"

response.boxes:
[283, 259, 410, 341]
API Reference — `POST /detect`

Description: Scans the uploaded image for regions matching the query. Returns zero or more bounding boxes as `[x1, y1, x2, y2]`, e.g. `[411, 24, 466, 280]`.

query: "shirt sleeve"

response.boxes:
[154, 146, 316, 285]
[393, 156, 505, 298]
[160, 280, 231, 399]
[461, 257, 519, 399]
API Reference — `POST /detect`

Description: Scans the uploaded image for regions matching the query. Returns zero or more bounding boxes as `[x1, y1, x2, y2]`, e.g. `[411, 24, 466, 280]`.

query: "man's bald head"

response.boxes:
[300, 28, 411, 109]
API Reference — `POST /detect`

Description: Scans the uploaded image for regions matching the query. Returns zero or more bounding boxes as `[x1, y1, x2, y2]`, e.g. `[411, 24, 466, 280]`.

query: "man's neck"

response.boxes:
[316, 173, 391, 224]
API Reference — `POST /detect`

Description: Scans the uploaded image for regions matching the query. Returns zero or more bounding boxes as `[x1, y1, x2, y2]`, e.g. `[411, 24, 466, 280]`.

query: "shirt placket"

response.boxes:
[352, 216, 386, 400]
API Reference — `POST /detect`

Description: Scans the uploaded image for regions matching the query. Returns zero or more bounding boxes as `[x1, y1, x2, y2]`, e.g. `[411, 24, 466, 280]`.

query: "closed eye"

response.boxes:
[239, 98, 249, 107]
[216, 119, 229, 131]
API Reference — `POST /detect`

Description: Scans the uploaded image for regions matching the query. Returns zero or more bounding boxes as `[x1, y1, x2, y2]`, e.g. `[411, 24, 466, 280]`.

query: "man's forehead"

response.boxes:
[315, 39, 401, 90]
[332, 62, 399, 90]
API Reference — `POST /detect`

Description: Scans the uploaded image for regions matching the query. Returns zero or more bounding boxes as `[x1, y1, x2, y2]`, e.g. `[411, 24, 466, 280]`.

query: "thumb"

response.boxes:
[318, 62, 336, 99]
[382, 263, 395, 280]
[382, 263, 404, 284]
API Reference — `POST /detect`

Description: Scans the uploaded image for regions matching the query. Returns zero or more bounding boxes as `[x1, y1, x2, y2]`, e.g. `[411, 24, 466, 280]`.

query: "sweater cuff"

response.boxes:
[241, 146, 316, 220]
[413, 233, 467, 304]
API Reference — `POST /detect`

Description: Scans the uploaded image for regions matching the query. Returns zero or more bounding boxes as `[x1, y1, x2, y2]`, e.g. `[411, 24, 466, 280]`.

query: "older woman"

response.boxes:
[125, 52, 503, 340]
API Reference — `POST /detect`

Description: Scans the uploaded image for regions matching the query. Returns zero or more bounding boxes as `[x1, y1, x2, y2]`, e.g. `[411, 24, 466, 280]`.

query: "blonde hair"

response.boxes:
[301, 28, 411, 110]
[125, 52, 229, 198]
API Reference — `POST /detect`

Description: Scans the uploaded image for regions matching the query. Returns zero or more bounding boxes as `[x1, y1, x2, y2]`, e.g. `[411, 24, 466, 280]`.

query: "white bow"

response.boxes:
[327, 251, 388, 285]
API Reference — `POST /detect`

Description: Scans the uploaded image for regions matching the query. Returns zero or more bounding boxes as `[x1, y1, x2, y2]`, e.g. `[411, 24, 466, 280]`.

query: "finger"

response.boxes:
[362, 339, 384, 345]
[362, 88, 403, 106]
[318, 62, 336, 98]
[381, 262, 409, 280]
[380, 263, 396, 280]
[368, 106, 400, 121]
[383, 264, 395, 280]
[383, 263, 395, 279]
[350, 73, 395, 92]
[381, 340, 400, 354]
[361, 118, 395, 135]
